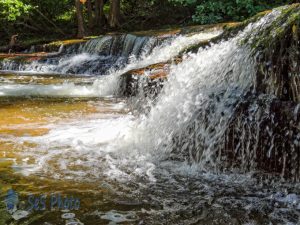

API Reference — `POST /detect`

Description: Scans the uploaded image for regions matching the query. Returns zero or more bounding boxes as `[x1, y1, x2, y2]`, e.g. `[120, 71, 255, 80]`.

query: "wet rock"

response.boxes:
[220, 4, 300, 180]
[223, 98, 300, 180]
[250, 5, 300, 103]
[118, 58, 183, 97]
[167, 5, 300, 181]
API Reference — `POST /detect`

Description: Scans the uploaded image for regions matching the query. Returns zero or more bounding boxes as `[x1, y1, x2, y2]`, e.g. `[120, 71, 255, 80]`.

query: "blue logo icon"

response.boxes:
[5, 189, 19, 213]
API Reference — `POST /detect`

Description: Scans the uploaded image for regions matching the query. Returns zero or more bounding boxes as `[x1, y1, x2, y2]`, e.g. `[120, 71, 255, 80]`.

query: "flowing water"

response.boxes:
[0, 9, 300, 225]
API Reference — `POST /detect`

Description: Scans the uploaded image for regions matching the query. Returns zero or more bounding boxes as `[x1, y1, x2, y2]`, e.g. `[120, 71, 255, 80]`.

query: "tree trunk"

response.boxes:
[75, 0, 86, 38]
[34, 8, 65, 35]
[109, 0, 120, 29]
[87, 0, 94, 31]
[95, 0, 105, 30]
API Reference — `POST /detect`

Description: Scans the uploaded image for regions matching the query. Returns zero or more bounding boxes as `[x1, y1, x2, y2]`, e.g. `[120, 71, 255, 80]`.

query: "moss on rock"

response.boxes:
[246, 4, 300, 103]
[222, 4, 300, 180]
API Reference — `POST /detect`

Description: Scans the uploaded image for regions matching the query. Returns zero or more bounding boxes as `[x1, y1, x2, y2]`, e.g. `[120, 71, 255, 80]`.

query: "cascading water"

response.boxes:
[0, 31, 221, 97]
[0, 7, 299, 225]
[0, 34, 158, 75]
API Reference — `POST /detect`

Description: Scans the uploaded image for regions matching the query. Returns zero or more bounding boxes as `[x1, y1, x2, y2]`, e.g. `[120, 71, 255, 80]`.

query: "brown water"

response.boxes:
[0, 72, 146, 225]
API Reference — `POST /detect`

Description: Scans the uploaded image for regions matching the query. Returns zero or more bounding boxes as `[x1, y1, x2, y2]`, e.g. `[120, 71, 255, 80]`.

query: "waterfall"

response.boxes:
[77, 34, 156, 57]
[119, 34, 256, 165]
[0, 7, 297, 180]
[0, 31, 221, 97]
[116, 7, 299, 179]
[113, 9, 294, 174]
[0, 34, 158, 75]
[15, 10, 286, 181]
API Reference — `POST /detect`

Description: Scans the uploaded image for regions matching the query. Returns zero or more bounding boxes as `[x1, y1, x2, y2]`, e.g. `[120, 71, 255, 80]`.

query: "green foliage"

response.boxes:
[169, 0, 197, 6]
[169, 0, 292, 24]
[25, 0, 74, 21]
[193, 0, 268, 24]
[121, 0, 190, 30]
[0, 0, 75, 46]
[0, 0, 295, 47]
[0, 0, 32, 21]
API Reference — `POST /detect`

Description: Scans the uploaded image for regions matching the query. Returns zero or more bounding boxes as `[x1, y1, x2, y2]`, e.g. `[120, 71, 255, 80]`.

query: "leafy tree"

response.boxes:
[0, 0, 295, 47]
[0, 0, 32, 22]
[169, 0, 293, 24]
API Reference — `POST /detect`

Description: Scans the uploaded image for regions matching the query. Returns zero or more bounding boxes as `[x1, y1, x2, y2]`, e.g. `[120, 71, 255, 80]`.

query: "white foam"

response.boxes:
[0, 82, 104, 97]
